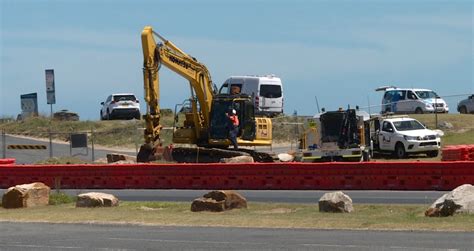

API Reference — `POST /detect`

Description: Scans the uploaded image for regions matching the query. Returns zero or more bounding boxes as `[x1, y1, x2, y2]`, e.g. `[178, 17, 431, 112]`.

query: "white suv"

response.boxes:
[100, 93, 140, 120]
[376, 86, 449, 114]
[374, 117, 441, 158]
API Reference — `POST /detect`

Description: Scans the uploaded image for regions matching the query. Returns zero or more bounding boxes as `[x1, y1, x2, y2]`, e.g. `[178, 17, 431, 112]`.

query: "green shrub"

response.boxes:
[49, 192, 76, 205]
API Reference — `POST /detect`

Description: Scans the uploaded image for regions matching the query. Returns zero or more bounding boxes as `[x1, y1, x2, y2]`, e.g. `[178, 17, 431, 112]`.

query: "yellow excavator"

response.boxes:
[137, 26, 273, 162]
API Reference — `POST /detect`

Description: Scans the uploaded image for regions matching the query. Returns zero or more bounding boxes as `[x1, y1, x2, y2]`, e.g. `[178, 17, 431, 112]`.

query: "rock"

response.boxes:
[93, 158, 108, 164]
[204, 190, 247, 210]
[437, 121, 453, 129]
[2, 182, 50, 209]
[220, 156, 254, 163]
[191, 190, 247, 212]
[425, 184, 474, 217]
[278, 153, 294, 162]
[191, 198, 225, 212]
[318, 191, 354, 213]
[106, 153, 136, 163]
[76, 192, 119, 208]
[110, 160, 137, 164]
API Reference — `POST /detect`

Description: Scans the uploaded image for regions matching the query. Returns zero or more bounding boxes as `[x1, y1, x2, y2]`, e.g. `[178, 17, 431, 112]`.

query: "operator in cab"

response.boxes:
[226, 109, 239, 149]
[230, 85, 241, 95]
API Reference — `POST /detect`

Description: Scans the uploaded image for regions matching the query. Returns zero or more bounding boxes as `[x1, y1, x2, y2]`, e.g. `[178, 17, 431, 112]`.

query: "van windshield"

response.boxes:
[415, 91, 439, 99]
[393, 120, 425, 131]
[260, 84, 282, 98]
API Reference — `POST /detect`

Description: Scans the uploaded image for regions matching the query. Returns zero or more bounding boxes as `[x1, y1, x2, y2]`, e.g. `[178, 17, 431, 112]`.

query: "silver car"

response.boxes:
[457, 95, 474, 114]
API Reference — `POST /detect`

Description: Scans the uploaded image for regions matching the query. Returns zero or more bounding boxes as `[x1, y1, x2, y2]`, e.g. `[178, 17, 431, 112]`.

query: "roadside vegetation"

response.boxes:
[0, 113, 472, 149]
[411, 114, 474, 145]
[0, 201, 473, 231]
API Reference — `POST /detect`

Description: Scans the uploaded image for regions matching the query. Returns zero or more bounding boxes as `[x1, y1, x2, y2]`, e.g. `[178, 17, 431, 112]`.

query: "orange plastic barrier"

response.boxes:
[0, 161, 473, 190]
[442, 145, 474, 161]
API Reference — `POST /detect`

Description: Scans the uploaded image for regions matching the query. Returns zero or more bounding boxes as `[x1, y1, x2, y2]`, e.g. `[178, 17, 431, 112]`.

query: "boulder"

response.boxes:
[277, 153, 294, 162]
[437, 121, 453, 130]
[76, 192, 119, 208]
[2, 182, 50, 209]
[318, 191, 354, 213]
[191, 190, 247, 212]
[106, 153, 136, 163]
[220, 156, 254, 163]
[191, 198, 225, 212]
[425, 184, 474, 217]
[204, 190, 247, 209]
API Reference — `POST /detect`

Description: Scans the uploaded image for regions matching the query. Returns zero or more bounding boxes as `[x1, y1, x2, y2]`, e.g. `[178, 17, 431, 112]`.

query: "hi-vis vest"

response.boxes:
[229, 115, 239, 127]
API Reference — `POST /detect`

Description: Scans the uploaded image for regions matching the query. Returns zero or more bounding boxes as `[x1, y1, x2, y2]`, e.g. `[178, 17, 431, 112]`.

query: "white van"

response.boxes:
[376, 86, 449, 114]
[219, 75, 284, 116]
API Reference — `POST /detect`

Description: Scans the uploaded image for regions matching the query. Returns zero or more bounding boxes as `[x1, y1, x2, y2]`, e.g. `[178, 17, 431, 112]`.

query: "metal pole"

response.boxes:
[314, 96, 321, 113]
[435, 96, 438, 129]
[135, 126, 139, 157]
[2, 129, 6, 158]
[69, 133, 72, 156]
[367, 95, 371, 114]
[49, 129, 53, 158]
[50, 104, 53, 119]
[91, 128, 95, 162]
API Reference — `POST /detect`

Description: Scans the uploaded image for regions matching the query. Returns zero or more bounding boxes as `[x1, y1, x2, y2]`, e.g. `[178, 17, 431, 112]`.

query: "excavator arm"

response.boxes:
[140, 26, 215, 147]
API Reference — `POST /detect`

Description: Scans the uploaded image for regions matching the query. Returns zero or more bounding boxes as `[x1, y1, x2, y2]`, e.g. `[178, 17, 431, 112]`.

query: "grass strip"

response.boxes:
[1, 201, 473, 231]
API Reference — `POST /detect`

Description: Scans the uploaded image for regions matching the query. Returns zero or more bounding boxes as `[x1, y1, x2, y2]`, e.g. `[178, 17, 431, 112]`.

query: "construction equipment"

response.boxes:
[137, 26, 272, 162]
[296, 108, 371, 162]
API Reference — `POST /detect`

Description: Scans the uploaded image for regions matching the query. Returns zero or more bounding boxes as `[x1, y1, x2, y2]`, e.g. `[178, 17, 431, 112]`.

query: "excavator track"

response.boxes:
[170, 147, 274, 163]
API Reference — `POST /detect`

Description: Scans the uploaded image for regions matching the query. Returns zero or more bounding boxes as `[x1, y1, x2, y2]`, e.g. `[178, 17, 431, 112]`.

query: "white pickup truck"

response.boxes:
[370, 116, 442, 158]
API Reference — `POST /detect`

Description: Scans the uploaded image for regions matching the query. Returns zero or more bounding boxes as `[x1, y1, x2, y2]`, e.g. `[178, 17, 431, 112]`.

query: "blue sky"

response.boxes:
[1, 0, 473, 120]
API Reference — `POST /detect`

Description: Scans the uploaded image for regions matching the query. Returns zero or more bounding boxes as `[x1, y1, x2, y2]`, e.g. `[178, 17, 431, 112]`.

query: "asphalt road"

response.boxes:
[0, 222, 472, 250]
[1, 134, 136, 164]
[53, 189, 444, 204]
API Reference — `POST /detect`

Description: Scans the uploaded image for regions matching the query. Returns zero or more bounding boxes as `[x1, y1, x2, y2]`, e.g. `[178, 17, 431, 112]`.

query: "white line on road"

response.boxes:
[108, 237, 268, 246]
[0, 244, 137, 251]
[303, 243, 459, 250]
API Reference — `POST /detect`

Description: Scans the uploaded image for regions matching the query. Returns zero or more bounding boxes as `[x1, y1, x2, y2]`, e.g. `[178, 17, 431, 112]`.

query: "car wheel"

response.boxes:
[106, 110, 112, 120]
[427, 150, 439, 158]
[394, 142, 406, 159]
[459, 106, 467, 114]
[100, 111, 104, 120]
[135, 112, 141, 120]
[415, 108, 423, 114]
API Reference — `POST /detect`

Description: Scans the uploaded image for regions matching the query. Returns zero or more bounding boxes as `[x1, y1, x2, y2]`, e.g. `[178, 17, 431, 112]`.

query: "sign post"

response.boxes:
[45, 69, 56, 118]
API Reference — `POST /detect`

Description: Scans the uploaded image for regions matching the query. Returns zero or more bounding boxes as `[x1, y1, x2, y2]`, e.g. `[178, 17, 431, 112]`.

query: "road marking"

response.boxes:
[0, 244, 137, 251]
[0, 244, 82, 249]
[303, 243, 459, 250]
[108, 237, 268, 245]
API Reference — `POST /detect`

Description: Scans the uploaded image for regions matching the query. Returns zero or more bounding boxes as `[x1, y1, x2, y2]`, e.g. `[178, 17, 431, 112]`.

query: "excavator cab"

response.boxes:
[209, 94, 257, 144]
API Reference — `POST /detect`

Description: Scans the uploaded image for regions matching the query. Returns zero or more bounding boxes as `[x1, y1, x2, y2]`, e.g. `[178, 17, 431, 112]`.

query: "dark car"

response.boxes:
[457, 95, 474, 114]
[53, 109, 80, 121]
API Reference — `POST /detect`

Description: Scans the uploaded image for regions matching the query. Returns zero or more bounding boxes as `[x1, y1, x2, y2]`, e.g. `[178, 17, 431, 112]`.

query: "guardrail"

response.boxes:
[0, 161, 473, 190]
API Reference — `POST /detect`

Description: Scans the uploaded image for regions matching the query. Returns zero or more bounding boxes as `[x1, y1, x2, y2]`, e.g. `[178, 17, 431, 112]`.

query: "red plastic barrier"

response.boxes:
[0, 161, 473, 190]
[0, 158, 15, 165]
